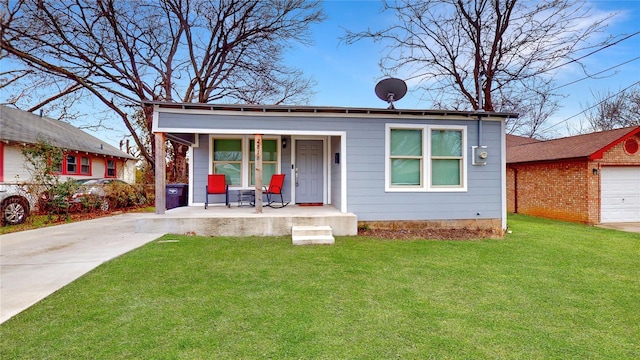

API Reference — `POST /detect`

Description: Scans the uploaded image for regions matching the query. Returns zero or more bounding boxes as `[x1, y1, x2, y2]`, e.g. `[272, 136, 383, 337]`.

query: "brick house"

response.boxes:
[507, 126, 640, 224]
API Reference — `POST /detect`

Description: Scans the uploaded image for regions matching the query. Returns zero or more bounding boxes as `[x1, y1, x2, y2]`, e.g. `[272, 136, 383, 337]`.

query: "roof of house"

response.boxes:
[0, 105, 134, 159]
[507, 126, 640, 164]
[506, 134, 542, 147]
[144, 101, 519, 119]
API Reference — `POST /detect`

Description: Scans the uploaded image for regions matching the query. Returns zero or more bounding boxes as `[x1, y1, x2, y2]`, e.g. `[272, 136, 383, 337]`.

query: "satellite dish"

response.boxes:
[375, 78, 407, 109]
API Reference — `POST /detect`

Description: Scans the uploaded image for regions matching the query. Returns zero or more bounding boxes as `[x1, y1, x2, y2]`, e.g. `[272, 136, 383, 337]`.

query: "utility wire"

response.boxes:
[538, 80, 640, 135]
[551, 56, 640, 91]
[536, 33, 640, 133]
[543, 31, 640, 75]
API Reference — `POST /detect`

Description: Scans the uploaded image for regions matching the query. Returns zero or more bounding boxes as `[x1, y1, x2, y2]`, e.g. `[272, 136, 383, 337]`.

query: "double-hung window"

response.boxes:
[65, 154, 92, 175]
[66, 155, 77, 173]
[211, 136, 280, 187]
[389, 128, 423, 187]
[52, 158, 63, 173]
[106, 159, 116, 177]
[51, 153, 92, 175]
[386, 124, 466, 192]
[430, 129, 463, 187]
[213, 139, 243, 185]
[250, 139, 278, 186]
[80, 156, 91, 174]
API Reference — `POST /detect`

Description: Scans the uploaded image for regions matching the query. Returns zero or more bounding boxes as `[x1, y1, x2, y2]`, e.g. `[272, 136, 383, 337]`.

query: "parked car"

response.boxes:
[70, 178, 146, 211]
[0, 183, 37, 225]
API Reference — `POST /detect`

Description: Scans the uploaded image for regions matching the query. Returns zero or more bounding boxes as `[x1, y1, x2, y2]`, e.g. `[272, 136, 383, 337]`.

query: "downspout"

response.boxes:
[478, 113, 483, 147]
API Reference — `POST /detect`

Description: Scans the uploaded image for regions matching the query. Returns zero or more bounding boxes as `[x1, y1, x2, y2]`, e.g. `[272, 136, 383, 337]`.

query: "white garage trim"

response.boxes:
[601, 167, 640, 222]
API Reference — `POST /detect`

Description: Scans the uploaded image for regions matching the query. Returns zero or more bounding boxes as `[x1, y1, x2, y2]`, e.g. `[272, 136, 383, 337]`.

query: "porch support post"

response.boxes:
[254, 134, 263, 212]
[154, 132, 166, 214]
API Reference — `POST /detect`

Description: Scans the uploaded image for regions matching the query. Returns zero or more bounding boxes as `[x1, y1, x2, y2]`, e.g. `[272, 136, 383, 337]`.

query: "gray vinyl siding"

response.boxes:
[330, 135, 342, 210]
[161, 112, 504, 221]
[278, 142, 292, 203]
[192, 134, 210, 204]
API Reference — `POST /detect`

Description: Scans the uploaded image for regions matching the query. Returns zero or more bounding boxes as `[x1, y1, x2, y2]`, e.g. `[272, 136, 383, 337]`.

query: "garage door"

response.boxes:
[601, 167, 640, 222]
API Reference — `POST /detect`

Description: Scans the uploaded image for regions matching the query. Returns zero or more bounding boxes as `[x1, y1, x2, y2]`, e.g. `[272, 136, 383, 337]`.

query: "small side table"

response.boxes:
[237, 190, 255, 207]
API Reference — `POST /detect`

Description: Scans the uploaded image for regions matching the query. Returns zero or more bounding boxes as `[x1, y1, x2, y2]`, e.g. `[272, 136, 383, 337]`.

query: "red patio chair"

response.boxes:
[205, 174, 229, 209]
[263, 174, 289, 208]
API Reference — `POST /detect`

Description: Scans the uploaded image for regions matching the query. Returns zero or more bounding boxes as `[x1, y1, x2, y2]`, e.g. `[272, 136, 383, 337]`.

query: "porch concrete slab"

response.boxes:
[0, 213, 164, 324]
[135, 205, 358, 236]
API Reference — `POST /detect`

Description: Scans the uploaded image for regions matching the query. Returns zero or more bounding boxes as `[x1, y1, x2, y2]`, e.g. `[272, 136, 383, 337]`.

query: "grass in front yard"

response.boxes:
[1, 215, 638, 359]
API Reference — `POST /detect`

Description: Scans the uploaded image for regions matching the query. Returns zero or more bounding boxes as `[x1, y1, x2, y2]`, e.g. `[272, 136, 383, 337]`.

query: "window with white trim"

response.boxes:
[211, 136, 280, 187]
[213, 138, 243, 185]
[389, 128, 423, 187]
[430, 129, 463, 187]
[250, 139, 277, 186]
[386, 124, 466, 192]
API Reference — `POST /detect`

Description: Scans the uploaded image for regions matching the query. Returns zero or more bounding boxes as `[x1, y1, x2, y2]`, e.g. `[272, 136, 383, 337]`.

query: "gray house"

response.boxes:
[149, 102, 516, 235]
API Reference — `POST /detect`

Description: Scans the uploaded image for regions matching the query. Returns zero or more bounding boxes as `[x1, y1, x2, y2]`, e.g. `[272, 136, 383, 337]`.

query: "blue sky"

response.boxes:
[292, 0, 640, 137]
[82, 0, 639, 147]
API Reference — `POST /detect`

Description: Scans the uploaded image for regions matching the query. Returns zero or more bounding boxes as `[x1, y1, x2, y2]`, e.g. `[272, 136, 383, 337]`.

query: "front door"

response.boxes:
[295, 140, 323, 204]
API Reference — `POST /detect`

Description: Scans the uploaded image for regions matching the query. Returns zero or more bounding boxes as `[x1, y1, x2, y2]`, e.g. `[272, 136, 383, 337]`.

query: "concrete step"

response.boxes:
[291, 225, 334, 245]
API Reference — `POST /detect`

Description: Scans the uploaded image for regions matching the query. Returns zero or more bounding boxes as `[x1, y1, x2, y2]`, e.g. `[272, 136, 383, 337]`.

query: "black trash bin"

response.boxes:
[166, 183, 188, 209]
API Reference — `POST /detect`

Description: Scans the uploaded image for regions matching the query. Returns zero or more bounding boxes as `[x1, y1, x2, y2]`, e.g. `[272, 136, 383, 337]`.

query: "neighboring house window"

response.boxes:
[211, 136, 280, 187]
[52, 158, 63, 173]
[80, 156, 91, 174]
[51, 153, 93, 175]
[66, 155, 77, 173]
[386, 124, 466, 192]
[106, 159, 116, 177]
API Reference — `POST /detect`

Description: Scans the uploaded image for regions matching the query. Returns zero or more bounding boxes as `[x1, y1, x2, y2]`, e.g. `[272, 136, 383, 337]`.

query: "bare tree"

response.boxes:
[344, 0, 613, 137]
[1, 0, 324, 180]
[584, 84, 640, 131]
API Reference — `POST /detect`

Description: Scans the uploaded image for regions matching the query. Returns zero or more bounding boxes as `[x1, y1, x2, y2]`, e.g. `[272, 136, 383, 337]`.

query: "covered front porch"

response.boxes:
[134, 204, 357, 237]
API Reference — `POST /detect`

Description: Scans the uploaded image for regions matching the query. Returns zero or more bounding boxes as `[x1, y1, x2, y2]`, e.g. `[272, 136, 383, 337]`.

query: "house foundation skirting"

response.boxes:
[359, 219, 504, 235]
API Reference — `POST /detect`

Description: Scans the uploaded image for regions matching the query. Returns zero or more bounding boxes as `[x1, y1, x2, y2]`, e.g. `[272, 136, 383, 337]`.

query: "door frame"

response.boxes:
[291, 136, 328, 205]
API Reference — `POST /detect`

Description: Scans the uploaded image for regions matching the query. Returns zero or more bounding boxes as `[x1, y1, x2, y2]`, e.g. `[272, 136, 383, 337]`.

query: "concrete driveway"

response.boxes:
[0, 213, 164, 324]
[597, 222, 640, 233]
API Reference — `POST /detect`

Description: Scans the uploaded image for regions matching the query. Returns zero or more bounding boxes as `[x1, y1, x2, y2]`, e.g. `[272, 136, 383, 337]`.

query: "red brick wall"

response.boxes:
[509, 160, 592, 223]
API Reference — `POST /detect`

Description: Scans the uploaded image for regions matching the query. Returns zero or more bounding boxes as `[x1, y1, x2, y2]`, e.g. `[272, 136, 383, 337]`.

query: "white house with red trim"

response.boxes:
[0, 105, 135, 184]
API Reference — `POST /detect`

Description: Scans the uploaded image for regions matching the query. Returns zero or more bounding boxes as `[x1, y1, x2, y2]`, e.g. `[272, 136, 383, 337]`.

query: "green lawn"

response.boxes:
[1, 215, 639, 359]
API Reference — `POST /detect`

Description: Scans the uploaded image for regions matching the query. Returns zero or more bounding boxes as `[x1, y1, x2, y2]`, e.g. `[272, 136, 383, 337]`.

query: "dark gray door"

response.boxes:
[295, 140, 323, 203]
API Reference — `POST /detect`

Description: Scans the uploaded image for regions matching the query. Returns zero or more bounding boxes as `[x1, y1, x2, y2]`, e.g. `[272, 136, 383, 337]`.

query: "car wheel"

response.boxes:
[99, 199, 110, 212]
[2, 197, 28, 226]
